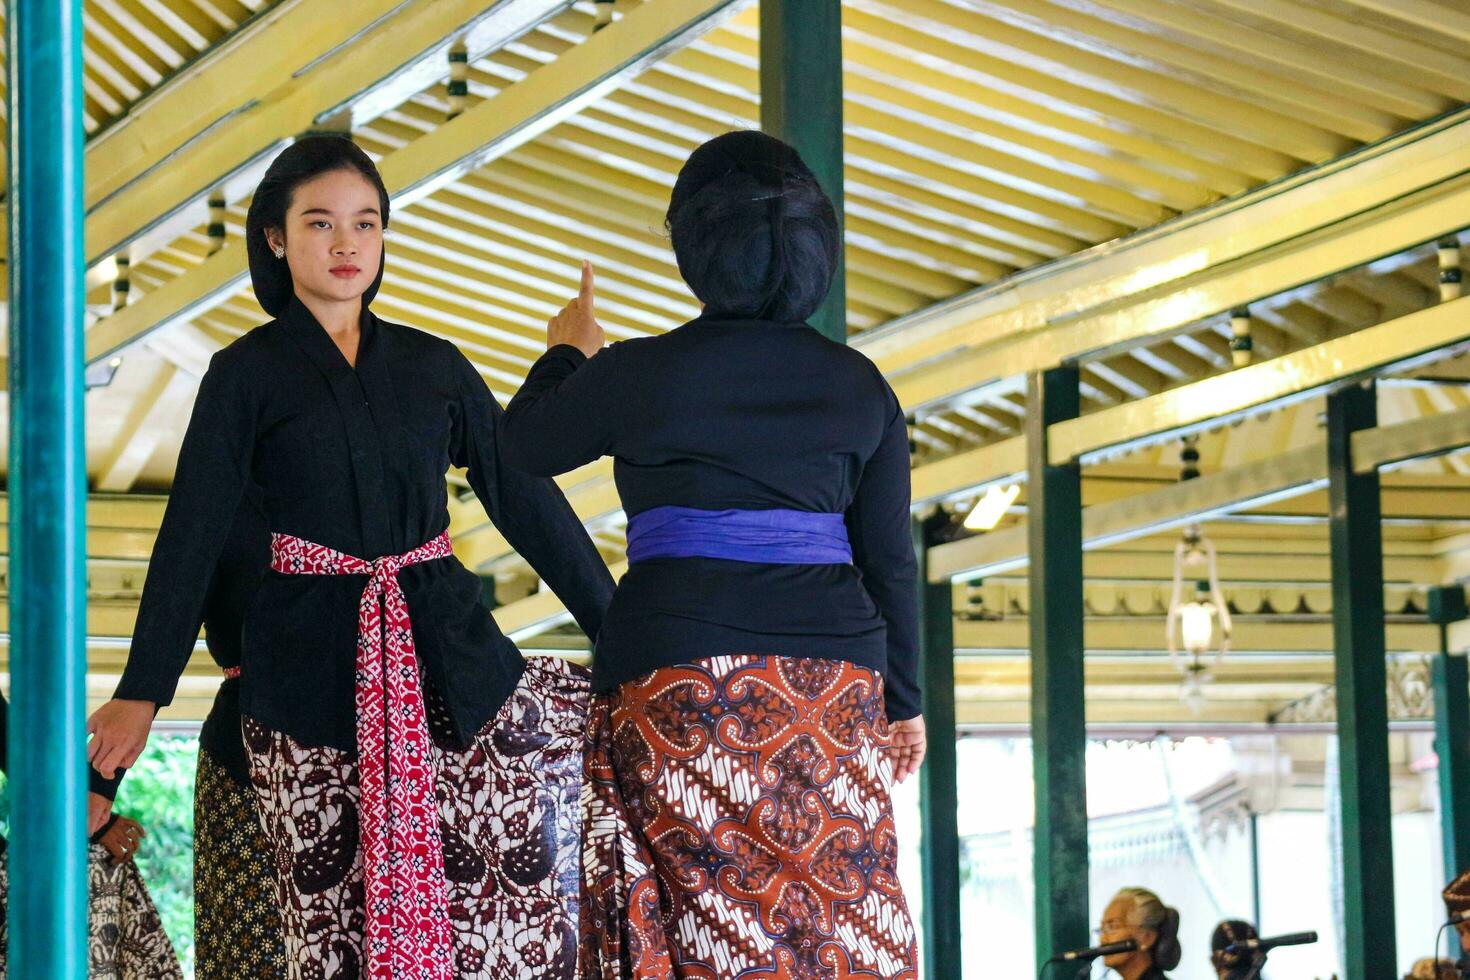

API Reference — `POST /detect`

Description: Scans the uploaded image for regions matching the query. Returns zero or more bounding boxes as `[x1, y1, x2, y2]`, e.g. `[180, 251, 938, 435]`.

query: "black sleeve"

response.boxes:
[499, 343, 628, 477]
[450, 349, 614, 641]
[115, 351, 256, 708]
[846, 394, 921, 721]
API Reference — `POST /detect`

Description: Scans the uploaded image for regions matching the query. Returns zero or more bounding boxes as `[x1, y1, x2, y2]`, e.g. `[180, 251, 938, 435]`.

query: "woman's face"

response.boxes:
[265, 168, 384, 311]
[1101, 898, 1157, 972]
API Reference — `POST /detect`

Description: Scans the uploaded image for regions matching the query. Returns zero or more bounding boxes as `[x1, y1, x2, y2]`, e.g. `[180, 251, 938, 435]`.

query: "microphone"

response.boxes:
[1048, 939, 1138, 962]
[1224, 930, 1318, 955]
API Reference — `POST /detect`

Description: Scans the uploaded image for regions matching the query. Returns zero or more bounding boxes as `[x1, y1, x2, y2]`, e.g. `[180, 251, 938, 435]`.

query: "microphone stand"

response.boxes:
[1237, 950, 1267, 980]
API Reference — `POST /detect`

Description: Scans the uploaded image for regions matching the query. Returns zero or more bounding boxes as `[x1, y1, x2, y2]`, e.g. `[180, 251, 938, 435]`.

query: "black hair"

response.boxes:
[245, 135, 390, 318]
[665, 130, 839, 325]
[1211, 919, 1258, 977]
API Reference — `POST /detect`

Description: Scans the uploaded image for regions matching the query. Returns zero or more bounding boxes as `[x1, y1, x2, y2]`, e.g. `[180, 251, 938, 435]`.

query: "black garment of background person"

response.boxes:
[197, 483, 270, 787]
[500, 315, 920, 721]
[115, 296, 614, 752]
[0, 693, 121, 853]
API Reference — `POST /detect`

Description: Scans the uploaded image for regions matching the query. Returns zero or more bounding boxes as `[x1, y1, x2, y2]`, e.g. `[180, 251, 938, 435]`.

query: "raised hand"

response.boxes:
[888, 714, 927, 784]
[86, 698, 155, 780]
[546, 260, 605, 359]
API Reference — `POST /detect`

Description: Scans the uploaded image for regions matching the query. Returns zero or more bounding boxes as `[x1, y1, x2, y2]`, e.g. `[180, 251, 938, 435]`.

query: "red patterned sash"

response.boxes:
[269, 531, 454, 979]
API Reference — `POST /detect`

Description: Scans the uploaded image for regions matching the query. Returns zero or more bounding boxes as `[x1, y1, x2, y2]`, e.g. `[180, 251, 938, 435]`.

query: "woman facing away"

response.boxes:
[499, 129, 924, 979]
[85, 135, 615, 979]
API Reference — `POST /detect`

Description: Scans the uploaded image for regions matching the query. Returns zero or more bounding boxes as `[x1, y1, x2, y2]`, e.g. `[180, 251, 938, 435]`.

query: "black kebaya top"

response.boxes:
[500, 315, 920, 721]
[115, 297, 614, 752]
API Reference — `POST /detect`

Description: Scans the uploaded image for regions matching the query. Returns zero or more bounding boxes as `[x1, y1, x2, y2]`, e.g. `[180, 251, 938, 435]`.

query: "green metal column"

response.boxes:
[6, 0, 90, 974]
[1325, 381, 1395, 979]
[759, 0, 846, 343]
[1429, 586, 1470, 886]
[915, 514, 961, 979]
[1026, 366, 1089, 968]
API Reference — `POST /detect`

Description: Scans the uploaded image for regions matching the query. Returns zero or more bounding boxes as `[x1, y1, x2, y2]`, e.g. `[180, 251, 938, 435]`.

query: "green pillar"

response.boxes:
[759, 0, 846, 343]
[1026, 367, 1089, 968]
[915, 514, 961, 979]
[1429, 586, 1470, 886]
[6, 0, 90, 975]
[1325, 381, 1395, 979]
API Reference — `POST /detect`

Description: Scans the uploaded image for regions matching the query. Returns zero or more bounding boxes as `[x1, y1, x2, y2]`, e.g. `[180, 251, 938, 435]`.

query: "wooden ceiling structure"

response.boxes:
[2, 0, 1469, 725]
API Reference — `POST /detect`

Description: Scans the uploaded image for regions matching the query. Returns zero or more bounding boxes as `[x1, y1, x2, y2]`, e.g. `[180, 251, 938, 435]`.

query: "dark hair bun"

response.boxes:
[666, 130, 839, 325]
[1155, 906, 1182, 971]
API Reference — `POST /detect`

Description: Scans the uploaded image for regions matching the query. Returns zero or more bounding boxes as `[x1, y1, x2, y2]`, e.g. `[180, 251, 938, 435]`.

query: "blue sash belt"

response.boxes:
[625, 506, 852, 565]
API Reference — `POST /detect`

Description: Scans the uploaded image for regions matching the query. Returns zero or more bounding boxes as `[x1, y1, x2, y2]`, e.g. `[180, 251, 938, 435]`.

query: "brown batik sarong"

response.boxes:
[244, 654, 589, 979]
[194, 745, 288, 978]
[580, 654, 919, 980]
[0, 843, 184, 979]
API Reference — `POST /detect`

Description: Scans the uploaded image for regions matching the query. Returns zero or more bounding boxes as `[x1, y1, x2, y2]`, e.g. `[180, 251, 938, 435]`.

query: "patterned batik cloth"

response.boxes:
[580, 654, 919, 980]
[0, 843, 183, 979]
[245, 654, 589, 980]
[194, 745, 288, 979]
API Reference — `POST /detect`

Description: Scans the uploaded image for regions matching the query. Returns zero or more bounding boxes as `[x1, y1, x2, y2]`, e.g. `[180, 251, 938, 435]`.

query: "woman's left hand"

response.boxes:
[98, 814, 145, 865]
[547, 260, 605, 359]
[888, 714, 927, 784]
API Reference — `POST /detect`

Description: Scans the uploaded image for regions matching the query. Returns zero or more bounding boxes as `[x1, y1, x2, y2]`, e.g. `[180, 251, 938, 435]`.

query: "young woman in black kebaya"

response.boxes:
[87, 135, 614, 979]
[500, 130, 922, 979]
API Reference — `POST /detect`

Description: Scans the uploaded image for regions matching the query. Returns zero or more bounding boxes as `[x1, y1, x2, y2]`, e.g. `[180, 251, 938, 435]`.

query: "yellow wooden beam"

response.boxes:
[1341, 0, 1470, 44]
[856, 108, 1470, 386]
[79, 0, 570, 265]
[93, 364, 198, 492]
[1050, 296, 1470, 464]
[82, 0, 747, 367]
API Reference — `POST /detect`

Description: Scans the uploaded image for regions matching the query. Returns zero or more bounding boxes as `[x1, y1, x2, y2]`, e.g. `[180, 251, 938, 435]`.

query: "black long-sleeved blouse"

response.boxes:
[500, 315, 920, 721]
[115, 297, 614, 752]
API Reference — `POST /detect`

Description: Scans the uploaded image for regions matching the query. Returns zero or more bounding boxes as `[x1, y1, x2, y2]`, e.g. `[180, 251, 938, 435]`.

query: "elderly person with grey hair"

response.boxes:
[1099, 887, 1183, 980]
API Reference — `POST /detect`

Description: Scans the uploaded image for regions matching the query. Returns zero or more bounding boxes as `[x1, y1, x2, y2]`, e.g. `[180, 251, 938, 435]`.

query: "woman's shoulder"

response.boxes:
[204, 321, 280, 375]
[375, 316, 463, 361]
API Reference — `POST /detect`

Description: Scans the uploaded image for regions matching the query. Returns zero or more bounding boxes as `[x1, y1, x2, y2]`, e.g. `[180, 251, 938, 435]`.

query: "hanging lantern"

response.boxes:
[1166, 528, 1232, 712]
[1165, 436, 1231, 712]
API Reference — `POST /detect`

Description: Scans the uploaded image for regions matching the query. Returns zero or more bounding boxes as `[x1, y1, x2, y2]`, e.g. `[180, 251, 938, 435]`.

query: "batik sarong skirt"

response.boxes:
[580, 654, 919, 980]
[244, 654, 589, 980]
[194, 744, 288, 978]
[0, 843, 184, 979]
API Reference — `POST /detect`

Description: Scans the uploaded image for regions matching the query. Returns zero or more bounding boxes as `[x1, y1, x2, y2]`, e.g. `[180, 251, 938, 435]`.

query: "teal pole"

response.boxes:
[759, 0, 846, 343]
[1434, 649, 1470, 884]
[6, 0, 90, 975]
[1429, 584, 1470, 892]
[1027, 366, 1090, 969]
[1325, 381, 1395, 979]
[915, 514, 962, 978]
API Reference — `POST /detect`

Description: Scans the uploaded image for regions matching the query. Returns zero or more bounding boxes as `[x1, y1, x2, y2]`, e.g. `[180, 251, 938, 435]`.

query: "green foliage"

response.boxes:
[113, 734, 199, 977]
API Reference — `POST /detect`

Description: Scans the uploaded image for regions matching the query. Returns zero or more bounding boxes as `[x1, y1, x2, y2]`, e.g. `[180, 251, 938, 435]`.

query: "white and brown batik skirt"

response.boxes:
[0, 843, 183, 980]
[243, 654, 589, 980]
